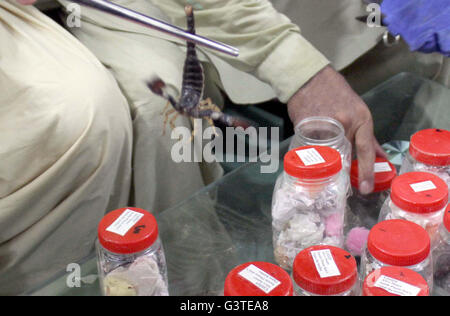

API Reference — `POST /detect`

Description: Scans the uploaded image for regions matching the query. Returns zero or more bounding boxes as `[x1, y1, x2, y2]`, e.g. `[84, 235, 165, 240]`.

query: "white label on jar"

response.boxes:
[374, 162, 392, 173]
[106, 209, 144, 236]
[409, 180, 437, 193]
[374, 275, 421, 296]
[310, 249, 341, 278]
[295, 148, 326, 166]
[238, 264, 281, 294]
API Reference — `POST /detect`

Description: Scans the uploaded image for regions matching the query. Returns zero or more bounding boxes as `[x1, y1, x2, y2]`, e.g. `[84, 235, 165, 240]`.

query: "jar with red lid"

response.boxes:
[432, 204, 450, 295]
[360, 219, 433, 289]
[347, 157, 397, 231]
[292, 245, 359, 296]
[399, 129, 450, 191]
[378, 171, 448, 247]
[96, 207, 169, 296]
[223, 262, 293, 296]
[289, 116, 352, 172]
[363, 266, 430, 296]
[272, 146, 350, 270]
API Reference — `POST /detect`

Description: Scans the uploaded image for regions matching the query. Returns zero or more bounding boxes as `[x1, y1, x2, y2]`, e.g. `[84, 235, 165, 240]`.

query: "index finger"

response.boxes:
[354, 121, 376, 195]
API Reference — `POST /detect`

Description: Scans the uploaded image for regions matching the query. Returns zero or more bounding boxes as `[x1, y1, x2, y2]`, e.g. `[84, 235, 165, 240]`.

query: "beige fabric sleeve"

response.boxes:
[0, 0, 133, 294]
[150, 0, 330, 103]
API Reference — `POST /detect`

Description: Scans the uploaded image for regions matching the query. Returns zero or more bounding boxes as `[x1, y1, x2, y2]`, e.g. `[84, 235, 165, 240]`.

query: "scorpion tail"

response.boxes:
[185, 5, 195, 35]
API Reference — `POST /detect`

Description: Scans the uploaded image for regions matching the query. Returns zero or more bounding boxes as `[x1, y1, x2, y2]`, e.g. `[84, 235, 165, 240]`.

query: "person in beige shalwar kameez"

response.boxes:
[1, 0, 385, 294]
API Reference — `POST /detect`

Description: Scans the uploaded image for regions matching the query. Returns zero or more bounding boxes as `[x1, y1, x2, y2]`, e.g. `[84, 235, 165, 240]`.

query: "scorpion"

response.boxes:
[147, 5, 250, 136]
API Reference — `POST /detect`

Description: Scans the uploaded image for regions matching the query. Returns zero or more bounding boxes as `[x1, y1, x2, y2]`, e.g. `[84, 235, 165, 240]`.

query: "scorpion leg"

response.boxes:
[199, 98, 222, 113]
[198, 98, 222, 136]
[168, 112, 180, 131]
[160, 100, 171, 115]
[205, 118, 219, 137]
[163, 108, 176, 136]
[188, 117, 198, 142]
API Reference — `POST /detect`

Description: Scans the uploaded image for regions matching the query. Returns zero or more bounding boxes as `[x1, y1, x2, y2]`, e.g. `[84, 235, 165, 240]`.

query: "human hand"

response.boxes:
[287, 66, 386, 194]
[381, 0, 450, 56]
[17, 0, 37, 4]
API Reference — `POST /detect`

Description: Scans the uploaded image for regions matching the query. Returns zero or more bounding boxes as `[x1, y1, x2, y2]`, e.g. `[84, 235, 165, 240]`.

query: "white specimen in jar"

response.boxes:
[402, 160, 450, 191]
[382, 200, 445, 247]
[103, 255, 169, 296]
[272, 174, 347, 269]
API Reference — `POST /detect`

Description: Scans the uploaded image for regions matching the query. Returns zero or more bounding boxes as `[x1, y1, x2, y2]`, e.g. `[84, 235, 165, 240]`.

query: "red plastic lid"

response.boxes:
[284, 146, 342, 179]
[363, 266, 429, 296]
[350, 157, 397, 192]
[224, 262, 293, 296]
[292, 245, 357, 296]
[390, 172, 448, 214]
[409, 129, 450, 166]
[367, 219, 430, 266]
[98, 207, 158, 254]
[444, 204, 450, 232]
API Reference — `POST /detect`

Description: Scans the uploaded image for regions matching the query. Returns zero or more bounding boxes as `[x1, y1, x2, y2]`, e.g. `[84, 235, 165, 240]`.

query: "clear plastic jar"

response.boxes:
[360, 219, 433, 290]
[432, 204, 450, 295]
[272, 145, 350, 270]
[378, 172, 448, 248]
[399, 129, 450, 192]
[289, 116, 352, 173]
[223, 262, 293, 296]
[292, 245, 359, 296]
[96, 207, 169, 296]
[345, 158, 397, 256]
[363, 266, 430, 296]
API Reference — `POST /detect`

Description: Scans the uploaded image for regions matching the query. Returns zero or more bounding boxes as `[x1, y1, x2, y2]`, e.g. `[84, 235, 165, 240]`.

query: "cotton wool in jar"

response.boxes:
[378, 171, 448, 248]
[400, 128, 450, 192]
[223, 262, 293, 296]
[363, 266, 430, 296]
[272, 145, 350, 270]
[360, 219, 433, 289]
[292, 245, 359, 296]
[96, 207, 169, 296]
[289, 116, 352, 173]
[432, 204, 450, 295]
[345, 157, 397, 257]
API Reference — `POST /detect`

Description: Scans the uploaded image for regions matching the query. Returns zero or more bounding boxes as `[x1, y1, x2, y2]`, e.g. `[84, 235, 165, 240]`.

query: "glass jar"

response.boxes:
[432, 204, 450, 296]
[378, 172, 448, 248]
[345, 157, 397, 256]
[289, 116, 352, 173]
[362, 266, 430, 296]
[399, 129, 450, 192]
[272, 145, 350, 270]
[360, 219, 433, 289]
[96, 207, 169, 296]
[292, 245, 359, 296]
[223, 262, 293, 296]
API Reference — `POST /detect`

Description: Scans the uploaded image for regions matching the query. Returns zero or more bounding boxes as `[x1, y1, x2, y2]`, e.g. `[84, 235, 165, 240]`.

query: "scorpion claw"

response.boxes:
[147, 77, 166, 96]
[231, 117, 252, 129]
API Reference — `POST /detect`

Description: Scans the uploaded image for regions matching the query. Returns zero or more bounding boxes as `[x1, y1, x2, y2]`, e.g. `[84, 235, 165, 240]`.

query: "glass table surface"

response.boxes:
[26, 73, 450, 296]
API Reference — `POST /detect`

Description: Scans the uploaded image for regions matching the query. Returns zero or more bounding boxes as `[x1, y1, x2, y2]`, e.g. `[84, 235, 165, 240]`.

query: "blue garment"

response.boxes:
[381, 0, 450, 56]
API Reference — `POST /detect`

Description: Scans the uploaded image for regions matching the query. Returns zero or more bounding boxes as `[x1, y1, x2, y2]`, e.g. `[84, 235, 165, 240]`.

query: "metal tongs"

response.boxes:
[68, 0, 240, 57]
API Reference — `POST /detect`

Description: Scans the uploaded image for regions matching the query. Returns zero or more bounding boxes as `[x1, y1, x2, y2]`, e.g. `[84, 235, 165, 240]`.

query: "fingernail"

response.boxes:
[360, 181, 373, 195]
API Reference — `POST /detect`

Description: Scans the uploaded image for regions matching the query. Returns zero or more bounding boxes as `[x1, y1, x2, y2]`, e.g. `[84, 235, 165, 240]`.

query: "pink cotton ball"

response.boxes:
[345, 227, 370, 257]
[325, 213, 343, 237]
